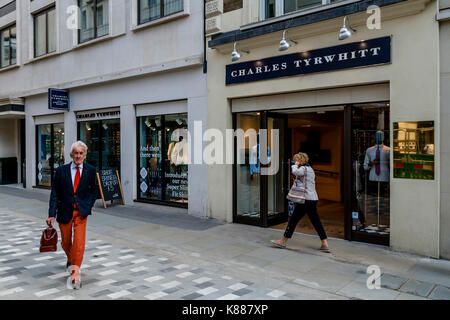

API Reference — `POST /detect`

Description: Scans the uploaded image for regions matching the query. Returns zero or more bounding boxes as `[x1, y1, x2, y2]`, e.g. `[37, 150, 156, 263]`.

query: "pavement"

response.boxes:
[0, 185, 449, 300]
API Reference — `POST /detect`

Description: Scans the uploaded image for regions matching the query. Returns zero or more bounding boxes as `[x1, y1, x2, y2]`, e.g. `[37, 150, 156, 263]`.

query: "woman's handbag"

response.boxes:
[286, 166, 307, 204]
[40, 226, 58, 252]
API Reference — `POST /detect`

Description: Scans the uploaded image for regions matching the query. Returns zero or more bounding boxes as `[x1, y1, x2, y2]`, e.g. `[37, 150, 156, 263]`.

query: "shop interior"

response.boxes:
[235, 102, 391, 244]
[270, 108, 346, 239]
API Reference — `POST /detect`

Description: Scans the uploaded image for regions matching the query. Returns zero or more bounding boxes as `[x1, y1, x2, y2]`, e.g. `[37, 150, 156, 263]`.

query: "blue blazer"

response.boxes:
[48, 162, 98, 224]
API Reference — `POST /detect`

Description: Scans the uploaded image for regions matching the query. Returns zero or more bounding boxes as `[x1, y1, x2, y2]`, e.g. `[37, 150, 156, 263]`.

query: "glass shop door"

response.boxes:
[233, 111, 289, 227]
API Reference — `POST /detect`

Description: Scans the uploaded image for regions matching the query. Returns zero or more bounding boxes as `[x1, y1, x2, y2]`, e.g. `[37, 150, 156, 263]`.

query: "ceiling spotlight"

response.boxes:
[279, 30, 298, 52]
[231, 42, 249, 62]
[86, 123, 91, 131]
[102, 123, 108, 130]
[338, 16, 357, 40]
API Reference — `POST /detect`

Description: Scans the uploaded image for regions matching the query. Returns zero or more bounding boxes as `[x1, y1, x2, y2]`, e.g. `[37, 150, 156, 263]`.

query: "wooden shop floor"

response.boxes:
[271, 200, 345, 239]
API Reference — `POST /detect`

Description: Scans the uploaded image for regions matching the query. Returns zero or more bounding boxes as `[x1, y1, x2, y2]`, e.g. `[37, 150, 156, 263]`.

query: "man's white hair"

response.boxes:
[70, 141, 88, 155]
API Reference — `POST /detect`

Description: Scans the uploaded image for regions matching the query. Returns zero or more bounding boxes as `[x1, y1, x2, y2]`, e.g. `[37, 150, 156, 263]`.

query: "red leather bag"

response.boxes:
[40, 226, 58, 252]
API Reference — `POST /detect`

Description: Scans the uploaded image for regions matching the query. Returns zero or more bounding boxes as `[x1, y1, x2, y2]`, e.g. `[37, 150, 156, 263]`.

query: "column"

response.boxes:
[120, 104, 137, 205]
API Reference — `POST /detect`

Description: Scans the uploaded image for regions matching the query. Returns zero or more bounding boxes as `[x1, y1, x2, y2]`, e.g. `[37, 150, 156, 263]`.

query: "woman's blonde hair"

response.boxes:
[293, 152, 309, 166]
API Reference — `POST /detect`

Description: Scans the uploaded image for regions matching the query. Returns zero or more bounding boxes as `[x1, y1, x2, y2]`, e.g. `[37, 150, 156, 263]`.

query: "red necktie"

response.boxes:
[73, 166, 80, 209]
[74, 166, 80, 193]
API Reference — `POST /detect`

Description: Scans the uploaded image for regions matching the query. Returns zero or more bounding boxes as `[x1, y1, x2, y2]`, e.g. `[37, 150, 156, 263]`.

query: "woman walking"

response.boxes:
[271, 153, 330, 252]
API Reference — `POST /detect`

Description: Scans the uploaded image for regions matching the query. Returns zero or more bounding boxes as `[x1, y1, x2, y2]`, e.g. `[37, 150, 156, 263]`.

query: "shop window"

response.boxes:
[0, 24, 16, 68]
[351, 103, 390, 241]
[78, 119, 120, 173]
[393, 121, 434, 180]
[78, 0, 109, 44]
[138, 0, 184, 25]
[138, 113, 188, 206]
[36, 123, 65, 187]
[34, 7, 56, 58]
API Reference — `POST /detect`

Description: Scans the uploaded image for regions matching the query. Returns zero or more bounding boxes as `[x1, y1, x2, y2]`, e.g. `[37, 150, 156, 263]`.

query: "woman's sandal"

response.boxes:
[270, 240, 287, 249]
[319, 246, 331, 253]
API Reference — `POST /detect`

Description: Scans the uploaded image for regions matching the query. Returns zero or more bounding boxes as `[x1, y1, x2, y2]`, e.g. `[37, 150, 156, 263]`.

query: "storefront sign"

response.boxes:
[226, 36, 391, 85]
[76, 108, 120, 121]
[48, 88, 70, 110]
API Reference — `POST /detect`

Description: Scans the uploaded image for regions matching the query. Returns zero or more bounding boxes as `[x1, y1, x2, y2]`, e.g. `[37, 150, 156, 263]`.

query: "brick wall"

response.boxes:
[224, 0, 243, 13]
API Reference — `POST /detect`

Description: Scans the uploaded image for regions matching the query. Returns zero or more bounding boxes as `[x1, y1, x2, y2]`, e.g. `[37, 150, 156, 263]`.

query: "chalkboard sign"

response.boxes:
[96, 169, 124, 208]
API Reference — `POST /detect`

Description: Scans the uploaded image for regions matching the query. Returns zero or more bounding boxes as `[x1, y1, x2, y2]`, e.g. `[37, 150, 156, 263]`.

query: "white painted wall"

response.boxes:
[0, 0, 204, 98]
[0, 0, 208, 217]
[440, 19, 450, 259]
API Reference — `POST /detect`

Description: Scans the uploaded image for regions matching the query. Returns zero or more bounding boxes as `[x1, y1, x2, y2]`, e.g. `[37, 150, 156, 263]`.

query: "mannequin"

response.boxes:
[171, 136, 188, 166]
[363, 131, 390, 182]
[363, 131, 390, 231]
[249, 135, 271, 176]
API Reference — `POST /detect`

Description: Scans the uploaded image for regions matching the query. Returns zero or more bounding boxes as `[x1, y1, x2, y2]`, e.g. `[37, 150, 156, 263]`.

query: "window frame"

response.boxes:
[259, 0, 331, 20]
[33, 6, 56, 58]
[77, 0, 110, 44]
[0, 24, 16, 69]
[136, 113, 189, 208]
[137, 0, 184, 25]
[35, 123, 65, 188]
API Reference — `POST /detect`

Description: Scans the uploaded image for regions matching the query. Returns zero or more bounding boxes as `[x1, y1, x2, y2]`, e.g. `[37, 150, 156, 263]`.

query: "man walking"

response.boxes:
[46, 141, 97, 289]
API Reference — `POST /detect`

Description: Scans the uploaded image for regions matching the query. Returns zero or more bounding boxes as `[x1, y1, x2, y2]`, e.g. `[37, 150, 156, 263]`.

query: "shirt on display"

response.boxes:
[363, 144, 390, 182]
[249, 144, 271, 175]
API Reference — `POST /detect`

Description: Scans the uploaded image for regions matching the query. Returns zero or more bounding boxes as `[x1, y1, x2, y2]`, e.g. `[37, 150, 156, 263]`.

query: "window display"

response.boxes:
[138, 113, 188, 205]
[393, 121, 434, 180]
[351, 103, 390, 238]
[36, 123, 64, 187]
[78, 119, 120, 172]
[236, 113, 260, 219]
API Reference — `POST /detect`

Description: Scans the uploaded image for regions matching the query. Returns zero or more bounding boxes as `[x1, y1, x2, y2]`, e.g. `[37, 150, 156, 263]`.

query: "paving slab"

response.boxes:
[428, 285, 450, 300]
[337, 279, 400, 300]
[380, 273, 409, 290]
[399, 279, 436, 297]
[395, 292, 430, 300]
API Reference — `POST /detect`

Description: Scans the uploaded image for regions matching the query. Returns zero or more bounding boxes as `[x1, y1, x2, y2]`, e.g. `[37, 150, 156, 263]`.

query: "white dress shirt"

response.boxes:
[291, 165, 319, 201]
[70, 162, 83, 187]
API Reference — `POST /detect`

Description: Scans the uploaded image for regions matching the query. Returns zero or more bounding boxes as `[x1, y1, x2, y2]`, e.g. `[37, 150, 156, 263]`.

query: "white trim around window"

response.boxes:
[131, 0, 190, 32]
[258, 0, 335, 21]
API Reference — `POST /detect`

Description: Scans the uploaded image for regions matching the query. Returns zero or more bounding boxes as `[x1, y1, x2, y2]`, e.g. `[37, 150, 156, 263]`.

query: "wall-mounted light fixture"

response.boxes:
[279, 30, 298, 52]
[231, 42, 250, 62]
[338, 16, 357, 40]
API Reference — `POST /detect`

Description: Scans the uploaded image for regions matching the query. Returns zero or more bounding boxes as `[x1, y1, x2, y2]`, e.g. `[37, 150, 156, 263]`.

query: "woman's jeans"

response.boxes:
[284, 200, 328, 240]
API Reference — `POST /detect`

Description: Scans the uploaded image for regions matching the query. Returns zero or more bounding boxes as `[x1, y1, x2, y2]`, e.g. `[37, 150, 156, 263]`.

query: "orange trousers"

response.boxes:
[59, 210, 87, 268]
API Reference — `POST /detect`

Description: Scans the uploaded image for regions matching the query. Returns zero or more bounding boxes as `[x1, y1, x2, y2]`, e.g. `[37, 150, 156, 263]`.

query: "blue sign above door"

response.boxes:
[226, 36, 391, 85]
[48, 88, 70, 111]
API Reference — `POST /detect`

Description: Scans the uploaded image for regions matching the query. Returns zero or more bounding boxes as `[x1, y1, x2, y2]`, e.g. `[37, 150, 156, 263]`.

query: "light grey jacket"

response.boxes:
[291, 165, 319, 201]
